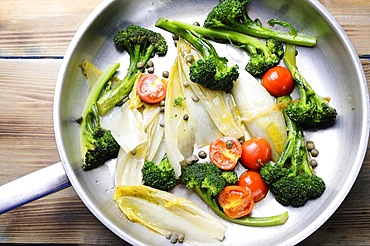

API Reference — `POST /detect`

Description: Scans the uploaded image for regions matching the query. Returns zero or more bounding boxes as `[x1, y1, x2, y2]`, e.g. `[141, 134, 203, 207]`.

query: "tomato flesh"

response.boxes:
[137, 74, 167, 104]
[238, 170, 269, 202]
[209, 136, 242, 170]
[262, 66, 294, 97]
[240, 137, 272, 171]
[218, 185, 254, 218]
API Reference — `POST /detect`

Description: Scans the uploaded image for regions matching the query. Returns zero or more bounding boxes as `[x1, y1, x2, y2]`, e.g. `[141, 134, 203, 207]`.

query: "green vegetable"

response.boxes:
[142, 155, 177, 191]
[96, 25, 168, 115]
[283, 26, 337, 129]
[203, 0, 316, 47]
[80, 63, 121, 170]
[181, 162, 288, 226]
[260, 95, 326, 207]
[156, 18, 284, 78]
[155, 19, 239, 92]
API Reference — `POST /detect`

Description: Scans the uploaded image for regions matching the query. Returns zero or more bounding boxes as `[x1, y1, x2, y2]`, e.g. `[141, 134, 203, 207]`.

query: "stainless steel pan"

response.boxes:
[1, 0, 369, 245]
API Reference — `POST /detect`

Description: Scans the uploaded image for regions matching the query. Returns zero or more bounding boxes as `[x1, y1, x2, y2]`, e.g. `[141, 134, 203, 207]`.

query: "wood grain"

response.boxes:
[0, 0, 369, 245]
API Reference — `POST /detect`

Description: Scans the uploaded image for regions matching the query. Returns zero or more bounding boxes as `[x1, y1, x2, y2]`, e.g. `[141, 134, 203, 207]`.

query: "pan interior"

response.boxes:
[54, 0, 369, 245]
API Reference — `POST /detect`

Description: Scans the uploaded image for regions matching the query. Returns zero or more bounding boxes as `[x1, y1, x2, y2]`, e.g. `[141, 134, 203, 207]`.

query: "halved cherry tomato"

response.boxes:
[240, 137, 272, 171]
[137, 74, 167, 104]
[261, 66, 294, 97]
[218, 185, 254, 218]
[238, 170, 269, 202]
[209, 136, 242, 170]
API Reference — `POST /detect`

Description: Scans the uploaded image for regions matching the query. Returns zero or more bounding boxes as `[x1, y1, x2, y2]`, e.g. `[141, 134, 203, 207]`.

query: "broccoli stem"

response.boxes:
[156, 18, 270, 56]
[80, 63, 120, 151]
[96, 44, 156, 115]
[194, 186, 288, 227]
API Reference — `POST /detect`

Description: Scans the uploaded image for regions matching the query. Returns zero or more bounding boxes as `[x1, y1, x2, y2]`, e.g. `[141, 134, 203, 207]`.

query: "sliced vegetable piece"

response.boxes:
[238, 170, 269, 202]
[114, 185, 226, 244]
[209, 136, 242, 170]
[137, 74, 167, 104]
[165, 56, 195, 178]
[231, 69, 287, 161]
[218, 185, 254, 219]
[261, 66, 294, 97]
[240, 137, 272, 171]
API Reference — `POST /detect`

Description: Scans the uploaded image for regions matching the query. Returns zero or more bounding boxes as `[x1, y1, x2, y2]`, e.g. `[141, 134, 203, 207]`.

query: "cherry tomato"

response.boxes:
[240, 137, 272, 171]
[261, 66, 294, 97]
[209, 136, 242, 170]
[238, 170, 269, 202]
[218, 185, 254, 218]
[137, 74, 167, 104]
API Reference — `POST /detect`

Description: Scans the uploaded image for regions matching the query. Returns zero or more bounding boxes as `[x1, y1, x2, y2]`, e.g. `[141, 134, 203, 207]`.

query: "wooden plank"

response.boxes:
[0, 0, 369, 57]
[0, 0, 102, 57]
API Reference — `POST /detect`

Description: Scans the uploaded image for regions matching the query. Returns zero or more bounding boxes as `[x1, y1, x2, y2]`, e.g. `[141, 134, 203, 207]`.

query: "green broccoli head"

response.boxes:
[271, 175, 310, 207]
[285, 100, 317, 128]
[114, 25, 168, 57]
[259, 162, 290, 186]
[189, 56, 239, 92]
[245, 38, 283, 77]
[221, 171, 239, 185]
[304, 174, 326, 199]
[285, 95, 337, 129]
[181, 162, 230, 196]
[83, 127, 120, 171]
[204, 0, 246, 28]
[142, 156, 176, 191]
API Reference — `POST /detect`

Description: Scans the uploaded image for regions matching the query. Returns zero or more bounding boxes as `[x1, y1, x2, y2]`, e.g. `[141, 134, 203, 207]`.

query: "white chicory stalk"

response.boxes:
[232, 69, 287, 161]
[177, 38, 245, 140]
[114, 185, 226, 245]
[164, 57, 195, 178]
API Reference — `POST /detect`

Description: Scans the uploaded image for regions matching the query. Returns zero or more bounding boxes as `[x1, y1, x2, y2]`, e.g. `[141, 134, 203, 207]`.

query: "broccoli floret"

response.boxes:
[203, 0, 316, 47]
[283, 28, 337, 129]
[155, 18, 239, 92]
[156, 18, 283, 78]
[221, 171, 239, 185]
[96, 25, 168, 115]
[80, 64, 121, 171]
[141, 155, 176, 191]
[83, 127, 120, 171]
[245, 37, 284, 77]
[181, 162, 288, 226]
[260, 95, 326, 207]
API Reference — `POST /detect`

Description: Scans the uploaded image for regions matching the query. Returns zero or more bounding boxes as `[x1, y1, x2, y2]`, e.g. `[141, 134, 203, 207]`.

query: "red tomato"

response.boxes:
[218, 185, 254, 218]
[137, 74, 167, 104]
[240, 137, 272, 171]
[261, 66, 294, 97]
[238, 170, 269, 202]
[209, 136, 242, 170]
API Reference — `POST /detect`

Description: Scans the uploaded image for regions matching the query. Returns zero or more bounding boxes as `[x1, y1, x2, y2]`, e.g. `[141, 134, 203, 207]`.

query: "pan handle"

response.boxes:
[0, 162, 71, 214]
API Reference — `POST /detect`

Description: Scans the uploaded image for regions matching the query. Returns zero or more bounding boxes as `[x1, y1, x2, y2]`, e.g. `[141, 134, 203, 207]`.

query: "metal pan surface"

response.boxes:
[53, 0, 370, 245]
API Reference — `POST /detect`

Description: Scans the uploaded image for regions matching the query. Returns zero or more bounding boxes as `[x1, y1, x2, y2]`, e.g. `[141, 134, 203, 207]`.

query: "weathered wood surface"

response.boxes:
[0, 0, 369, 244]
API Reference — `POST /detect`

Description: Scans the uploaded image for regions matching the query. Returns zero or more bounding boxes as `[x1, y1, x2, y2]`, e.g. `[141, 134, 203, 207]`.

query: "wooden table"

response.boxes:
[0, 0, 369, 245]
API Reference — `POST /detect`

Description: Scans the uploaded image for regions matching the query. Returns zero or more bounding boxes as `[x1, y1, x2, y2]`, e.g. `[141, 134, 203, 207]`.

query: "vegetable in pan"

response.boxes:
[203, 0, 317, 47]
[260, 95, 326, 207]
[156, 18, 284, 77]
[79, 63, 121, 170]
[96, 25, 168, 115]
[156, 19, 239, 92]
[283, 27, 337, 128]
[141, 155, 176, 191]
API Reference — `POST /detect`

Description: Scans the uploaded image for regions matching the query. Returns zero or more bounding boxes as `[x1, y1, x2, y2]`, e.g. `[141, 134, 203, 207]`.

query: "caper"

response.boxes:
[226, 140, 234, 149]
[162, 70, 170, 78]
[147, 66, 154, 74]
[191, 95, 200, 102]
[306, 141, 315, 151]
[198, 150, 207, 159]
[311, 148, 319, 157]
[310, 159, 318, 168]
